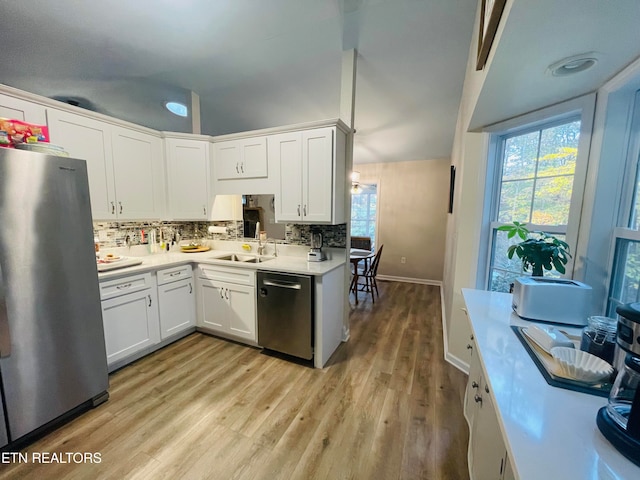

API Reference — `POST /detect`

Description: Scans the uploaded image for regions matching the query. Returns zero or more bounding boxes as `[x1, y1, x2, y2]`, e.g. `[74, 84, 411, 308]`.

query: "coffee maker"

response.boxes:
[596, 302, 640, 466]
[307, 232, 326, 262]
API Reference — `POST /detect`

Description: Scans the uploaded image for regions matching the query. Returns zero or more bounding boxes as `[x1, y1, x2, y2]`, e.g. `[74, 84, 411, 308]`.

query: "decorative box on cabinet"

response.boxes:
[164, 136, 211, 220]
[271, 126, 346, 224]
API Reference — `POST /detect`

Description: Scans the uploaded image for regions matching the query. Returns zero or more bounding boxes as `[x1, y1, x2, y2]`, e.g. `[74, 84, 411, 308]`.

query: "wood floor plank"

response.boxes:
[0, 281, 469, 480]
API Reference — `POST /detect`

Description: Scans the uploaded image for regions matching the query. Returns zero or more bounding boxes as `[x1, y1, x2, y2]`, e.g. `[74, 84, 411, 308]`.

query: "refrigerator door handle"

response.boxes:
[0, 265, 11, 357]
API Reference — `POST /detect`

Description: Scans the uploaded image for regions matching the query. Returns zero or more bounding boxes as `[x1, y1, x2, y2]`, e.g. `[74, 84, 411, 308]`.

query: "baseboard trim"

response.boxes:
[376, 275, 442, 286]
[446, 352, 470, 374]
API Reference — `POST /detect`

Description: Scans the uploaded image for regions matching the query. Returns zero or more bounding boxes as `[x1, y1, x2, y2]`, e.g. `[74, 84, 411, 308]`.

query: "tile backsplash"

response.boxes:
[94, 221, 347, 249]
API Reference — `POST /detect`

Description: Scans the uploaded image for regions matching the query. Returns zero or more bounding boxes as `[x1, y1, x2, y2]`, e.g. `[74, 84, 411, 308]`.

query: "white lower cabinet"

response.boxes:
[157, 265, 196, 339]
[196, 265, 257, 342]
[465, 335, 514, 480]
[99, 273, 161, 368]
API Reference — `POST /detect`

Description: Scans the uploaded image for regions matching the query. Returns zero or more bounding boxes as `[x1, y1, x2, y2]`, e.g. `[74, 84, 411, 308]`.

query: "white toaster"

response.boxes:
[511, 277, 592, 326]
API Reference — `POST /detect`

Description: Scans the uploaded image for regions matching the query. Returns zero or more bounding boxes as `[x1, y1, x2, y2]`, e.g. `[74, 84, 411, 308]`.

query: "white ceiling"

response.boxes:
[0, 0, 477, 165]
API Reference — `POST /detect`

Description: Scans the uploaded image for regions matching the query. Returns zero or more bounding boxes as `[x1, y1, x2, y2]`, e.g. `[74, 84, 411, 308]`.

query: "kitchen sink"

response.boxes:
[211, 254, 274, 263]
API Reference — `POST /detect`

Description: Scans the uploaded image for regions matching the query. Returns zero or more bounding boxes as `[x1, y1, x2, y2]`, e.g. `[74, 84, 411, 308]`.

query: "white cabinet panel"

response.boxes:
[0, 93, 47, 124]
[272, 132, 303, 222]
[101, 288, 161, 366]
[272, 127, 342, 224]
[302, 128, 333, 223]
[111, 126, 163, 219]
[47, 109, 116, 220]
[165, 137, 210, 220]
[196, 267, 257, 343]
[158, 277, 196, 339]
[227, 284, 256, 340]
[197, 278, 227, 331]
[214, 137, 267, 180]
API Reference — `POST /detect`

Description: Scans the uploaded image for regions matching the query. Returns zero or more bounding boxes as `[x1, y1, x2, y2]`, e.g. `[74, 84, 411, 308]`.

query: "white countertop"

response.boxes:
[462, 288, 639, 480]
[97, 248, 346, 280]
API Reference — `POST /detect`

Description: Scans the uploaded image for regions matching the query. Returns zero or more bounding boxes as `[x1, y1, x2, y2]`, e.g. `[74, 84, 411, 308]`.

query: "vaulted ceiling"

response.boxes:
[0, 0, 477, 164]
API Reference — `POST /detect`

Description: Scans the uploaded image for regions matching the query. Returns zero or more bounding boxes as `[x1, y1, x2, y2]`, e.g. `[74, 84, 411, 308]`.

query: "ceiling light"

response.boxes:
[350, 183, 362, 195]
[547, 53, 598, 77]
[350, 171, 360, 183]
[165, 101, 188, 117]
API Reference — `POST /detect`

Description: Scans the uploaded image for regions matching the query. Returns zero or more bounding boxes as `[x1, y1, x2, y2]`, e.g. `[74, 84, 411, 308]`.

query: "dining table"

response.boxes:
[349, 248, 374, 305]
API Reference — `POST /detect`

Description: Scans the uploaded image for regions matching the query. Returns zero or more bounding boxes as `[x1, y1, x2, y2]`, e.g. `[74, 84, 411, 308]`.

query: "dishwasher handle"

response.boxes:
[262, 279, 302, 290]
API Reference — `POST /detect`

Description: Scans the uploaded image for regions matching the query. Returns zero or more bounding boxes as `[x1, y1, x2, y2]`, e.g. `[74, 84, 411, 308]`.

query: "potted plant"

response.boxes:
[497, 221, 571, 277]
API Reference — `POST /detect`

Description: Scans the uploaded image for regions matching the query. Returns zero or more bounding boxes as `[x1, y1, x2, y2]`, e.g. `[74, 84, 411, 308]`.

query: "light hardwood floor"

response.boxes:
[0, 281, 469, 480]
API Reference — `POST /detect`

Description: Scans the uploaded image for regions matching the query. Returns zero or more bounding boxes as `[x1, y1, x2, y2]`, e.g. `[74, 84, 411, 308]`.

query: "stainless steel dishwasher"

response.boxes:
[257, 271, 313, 360]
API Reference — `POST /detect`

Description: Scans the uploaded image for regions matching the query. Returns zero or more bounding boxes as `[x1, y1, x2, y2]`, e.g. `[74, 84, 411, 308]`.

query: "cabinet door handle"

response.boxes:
[224, 288, 229, 300]
[470, 334, 474, 340]
[116, 283, 132, 290]
[236, 163, 239, 173]
[474, 394, 483, 405]
[169, 271, 181, 277]
[485, 385, 490, 394]
[220, 288, 224, 299]
[189, 283, 193, 294]
[500, 458, 504, 476]
[111, 201, 115, 214]
[119, 201, 123, 214]
[467, 344, 473, 350]
[297, 205, 301, 216]
[148, 295, 152, 307]
[471, 381, 479, 389]
[203, 205, 206, 216]
[240, 163, 244, 173]
[303, 204, 307, 216]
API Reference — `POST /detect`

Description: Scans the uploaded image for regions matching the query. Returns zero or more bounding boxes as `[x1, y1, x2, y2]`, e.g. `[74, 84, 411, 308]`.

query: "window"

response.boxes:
[351, 183, 377, 248]
[486, 118, 583, 292]
[607, 90, 640, 315]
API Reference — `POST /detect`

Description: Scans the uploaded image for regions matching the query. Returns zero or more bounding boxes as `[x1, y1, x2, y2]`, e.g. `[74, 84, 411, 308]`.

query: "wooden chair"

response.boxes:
[355, 244, 384, 303]
[351, 236, 372, 251]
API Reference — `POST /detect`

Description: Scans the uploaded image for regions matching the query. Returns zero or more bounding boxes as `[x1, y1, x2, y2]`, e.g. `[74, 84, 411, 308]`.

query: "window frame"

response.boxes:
[350, 177, 380, 249]
[479, 95, 595, 290]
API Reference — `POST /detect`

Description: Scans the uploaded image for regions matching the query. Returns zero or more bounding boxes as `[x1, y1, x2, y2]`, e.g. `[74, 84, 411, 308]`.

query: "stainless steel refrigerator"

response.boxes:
[0, 148, 109, 448]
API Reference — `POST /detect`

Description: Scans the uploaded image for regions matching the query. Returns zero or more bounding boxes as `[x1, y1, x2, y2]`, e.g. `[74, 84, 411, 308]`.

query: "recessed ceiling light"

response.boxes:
[547, 53, 598, 77]
[165, 101, 188, 117]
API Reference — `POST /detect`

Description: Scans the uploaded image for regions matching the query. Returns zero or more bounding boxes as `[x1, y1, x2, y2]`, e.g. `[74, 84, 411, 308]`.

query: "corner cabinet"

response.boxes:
[195, 264, 257, 343]
[213, 136, 268, 180]
[164, 137, 211, 220]
[271, 126, 346, 224]
[47, 109, 164, 220]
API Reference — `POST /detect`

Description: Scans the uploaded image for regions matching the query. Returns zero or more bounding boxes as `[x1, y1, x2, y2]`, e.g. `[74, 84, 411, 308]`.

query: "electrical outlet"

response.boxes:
[401, 256, 406, 264]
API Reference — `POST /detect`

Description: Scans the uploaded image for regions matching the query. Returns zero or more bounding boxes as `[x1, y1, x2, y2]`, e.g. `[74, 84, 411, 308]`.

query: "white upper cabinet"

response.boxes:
[213, 136, 267, 180]
[164, 137, 211, 220]
[47, 109, 163, 220]
[272, 126, 346, 224]
[0, 93, 47, 124]
[47, 109, 116, 219]
[111, 126, 164, 220]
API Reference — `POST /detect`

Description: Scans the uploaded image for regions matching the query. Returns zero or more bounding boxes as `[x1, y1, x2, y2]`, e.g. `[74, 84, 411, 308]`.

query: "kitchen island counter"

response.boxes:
[462, 288, 639, 479]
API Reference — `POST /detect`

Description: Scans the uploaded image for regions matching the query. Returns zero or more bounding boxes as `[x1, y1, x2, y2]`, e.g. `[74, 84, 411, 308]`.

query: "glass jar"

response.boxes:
[580, 315, 617, 365]
[606, 354, 640, 431]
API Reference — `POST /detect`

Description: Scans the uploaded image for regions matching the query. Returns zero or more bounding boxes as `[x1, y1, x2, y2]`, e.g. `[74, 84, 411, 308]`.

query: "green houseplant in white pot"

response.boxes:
[497, 221, 572, 277]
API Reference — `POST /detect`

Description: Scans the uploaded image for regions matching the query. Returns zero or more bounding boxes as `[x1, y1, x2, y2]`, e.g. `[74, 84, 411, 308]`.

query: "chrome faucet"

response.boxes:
[269, 238, 278, 257]
[257, 237, 266, 255]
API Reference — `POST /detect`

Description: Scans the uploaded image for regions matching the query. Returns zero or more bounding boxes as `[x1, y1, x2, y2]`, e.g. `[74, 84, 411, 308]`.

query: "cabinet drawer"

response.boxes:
[157, 264, 193, 286]
[99, 272, 153, 300]
[198, 264, 256, 286]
